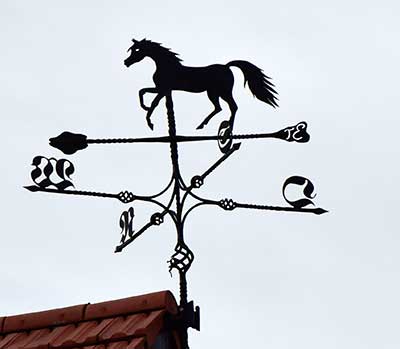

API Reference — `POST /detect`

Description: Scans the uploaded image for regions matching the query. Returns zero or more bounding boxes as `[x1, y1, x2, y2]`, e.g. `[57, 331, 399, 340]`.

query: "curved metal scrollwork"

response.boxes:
[26, 91, 327, 338]
[282, 175, 316, 208]
[30, 156, 75, 190]
[168, 241, 194, 275]
[120, 207, 135, 244]
[218, 120, 233, 154]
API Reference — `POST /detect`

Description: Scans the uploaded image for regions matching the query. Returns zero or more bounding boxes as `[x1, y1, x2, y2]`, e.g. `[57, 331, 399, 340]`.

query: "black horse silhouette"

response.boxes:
[124, 39, 278, 130]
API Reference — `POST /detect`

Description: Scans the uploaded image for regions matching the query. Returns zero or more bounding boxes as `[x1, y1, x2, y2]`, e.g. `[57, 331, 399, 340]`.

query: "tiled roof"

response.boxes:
[0, 291, 179, 349]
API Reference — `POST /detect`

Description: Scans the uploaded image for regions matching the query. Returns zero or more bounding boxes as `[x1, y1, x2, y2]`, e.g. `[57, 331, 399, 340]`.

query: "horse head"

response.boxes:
[124, 38, 147, 67]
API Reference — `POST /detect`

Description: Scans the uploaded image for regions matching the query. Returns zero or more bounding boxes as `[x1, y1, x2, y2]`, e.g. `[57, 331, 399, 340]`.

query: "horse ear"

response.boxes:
[131, 38, 138, 43]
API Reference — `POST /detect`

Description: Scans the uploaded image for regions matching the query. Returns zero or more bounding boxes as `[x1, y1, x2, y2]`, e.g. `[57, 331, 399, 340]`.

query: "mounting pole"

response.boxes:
[165, 92, 190, 349]
[165, 93, 186, 305]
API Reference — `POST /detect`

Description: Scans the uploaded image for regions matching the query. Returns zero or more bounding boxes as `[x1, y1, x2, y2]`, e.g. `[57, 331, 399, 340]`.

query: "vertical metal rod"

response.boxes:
[165, 93, 190, 349]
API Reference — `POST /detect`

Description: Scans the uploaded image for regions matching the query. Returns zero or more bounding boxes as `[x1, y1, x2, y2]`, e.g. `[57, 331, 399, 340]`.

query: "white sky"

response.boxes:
[1, 1, 399, 348]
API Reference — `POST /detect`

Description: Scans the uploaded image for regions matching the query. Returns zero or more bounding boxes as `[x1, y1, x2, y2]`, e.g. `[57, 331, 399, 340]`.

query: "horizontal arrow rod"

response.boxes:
[87, 132, 283, 144]
[85, 128, 308, 145]
[24, 185, 176, 220]
[24, 186, 327, 215]
[49, 122, 309, 154]
[197, 197, 328, 215]
[233, 202, 328, 215]
[24, 185, 119, 199]
[88, 121, 309, 144]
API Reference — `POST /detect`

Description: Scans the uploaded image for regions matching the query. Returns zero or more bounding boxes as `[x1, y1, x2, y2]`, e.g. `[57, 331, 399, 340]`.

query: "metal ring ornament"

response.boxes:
[118, 191, 135, 203]
[219, 198, 236, 211]
[190, 175, 203, 189]
[218, 120, 233, 154]
[150, 212, 164, 225]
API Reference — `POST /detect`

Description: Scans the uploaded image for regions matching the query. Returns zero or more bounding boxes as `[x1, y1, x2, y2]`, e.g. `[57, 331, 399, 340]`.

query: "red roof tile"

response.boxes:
[0, 291, 178, 349]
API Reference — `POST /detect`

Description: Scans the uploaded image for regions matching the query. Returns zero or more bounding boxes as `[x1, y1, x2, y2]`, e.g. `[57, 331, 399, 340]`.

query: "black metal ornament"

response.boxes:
[25, 39, 327, 349]
[124, 38, 278, 131]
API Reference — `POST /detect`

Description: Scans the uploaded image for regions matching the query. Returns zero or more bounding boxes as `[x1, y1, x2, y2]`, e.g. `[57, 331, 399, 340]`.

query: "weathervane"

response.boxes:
[25, 38, 327, 349]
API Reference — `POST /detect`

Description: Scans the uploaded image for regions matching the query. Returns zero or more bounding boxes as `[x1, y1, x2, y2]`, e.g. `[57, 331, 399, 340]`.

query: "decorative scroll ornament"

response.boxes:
[30, 156, 75, 190]
[120, 207, 135, 244]
[150, 212, 164, 225]
[190, 176, 204, 189]
[219, 198, 236, 211]
[118, 191, 135, 203]
[218, 121, 233, 154]
[168, 242, 195, 275]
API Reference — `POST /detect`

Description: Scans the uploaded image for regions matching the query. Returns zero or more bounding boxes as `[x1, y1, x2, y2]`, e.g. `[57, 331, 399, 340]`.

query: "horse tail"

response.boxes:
[227, 60, 279, 108]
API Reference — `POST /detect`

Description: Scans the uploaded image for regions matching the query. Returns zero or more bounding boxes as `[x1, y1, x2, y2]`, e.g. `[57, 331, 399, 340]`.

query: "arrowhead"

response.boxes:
[24, 185, 40, 192]
[314, 208, 328, 215]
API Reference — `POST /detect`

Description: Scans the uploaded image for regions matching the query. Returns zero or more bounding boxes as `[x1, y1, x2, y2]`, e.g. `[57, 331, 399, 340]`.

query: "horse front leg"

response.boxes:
[146, 93, 164, 130]
[139, 87, 158, 111]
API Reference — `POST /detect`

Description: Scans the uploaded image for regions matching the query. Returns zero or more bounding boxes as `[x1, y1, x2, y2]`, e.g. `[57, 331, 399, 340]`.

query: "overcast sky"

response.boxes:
[1, 1, 400, 348]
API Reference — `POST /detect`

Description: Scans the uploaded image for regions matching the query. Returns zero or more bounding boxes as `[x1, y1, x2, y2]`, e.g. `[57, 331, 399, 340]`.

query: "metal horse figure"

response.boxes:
[124, 39, 279, 130]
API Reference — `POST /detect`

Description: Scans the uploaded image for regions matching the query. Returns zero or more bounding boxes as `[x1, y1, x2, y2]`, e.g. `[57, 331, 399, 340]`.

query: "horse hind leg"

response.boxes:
[221, 94, 238, 129]
[196, 91, 222, 130]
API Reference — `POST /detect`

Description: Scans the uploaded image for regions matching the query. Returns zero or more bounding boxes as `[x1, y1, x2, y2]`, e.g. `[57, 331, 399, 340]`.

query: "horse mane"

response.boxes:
[142, 39, 182, 65]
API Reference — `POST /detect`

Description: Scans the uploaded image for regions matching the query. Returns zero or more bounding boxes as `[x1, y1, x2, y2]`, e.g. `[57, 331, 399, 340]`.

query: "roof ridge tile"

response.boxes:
[84, 291, 177, 322]
[0, 290, 179, 349]
[2, 305, 87, 334]
[133, 310, 165, 346]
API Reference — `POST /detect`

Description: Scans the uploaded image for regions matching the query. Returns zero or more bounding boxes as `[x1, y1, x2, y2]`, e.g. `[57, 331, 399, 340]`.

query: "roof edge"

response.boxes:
[84, 290, 178, 321]
[2, 304, 87, 334]
[1, 290, 178, 335]
[0, 317, 5, 333]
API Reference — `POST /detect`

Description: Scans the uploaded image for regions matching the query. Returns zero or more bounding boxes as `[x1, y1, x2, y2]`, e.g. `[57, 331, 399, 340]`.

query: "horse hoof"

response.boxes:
[141, 104, 150, 111]
[148, 123, 154, 130]
[196, 124, 204, 130]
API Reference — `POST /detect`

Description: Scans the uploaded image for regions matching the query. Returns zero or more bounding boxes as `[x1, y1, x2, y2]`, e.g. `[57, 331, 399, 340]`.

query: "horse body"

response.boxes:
[167, 65, 233, 92]
[124, 39, 278, 130]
